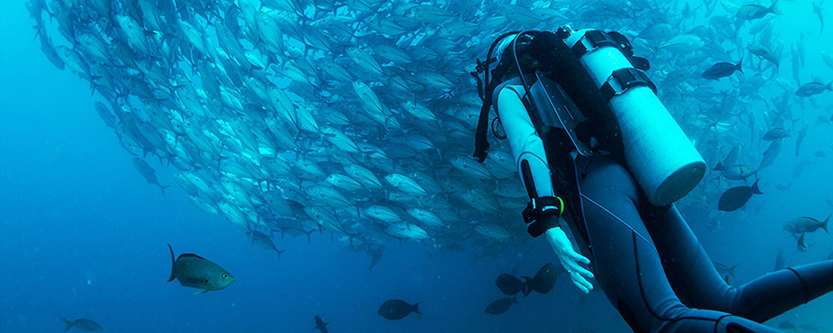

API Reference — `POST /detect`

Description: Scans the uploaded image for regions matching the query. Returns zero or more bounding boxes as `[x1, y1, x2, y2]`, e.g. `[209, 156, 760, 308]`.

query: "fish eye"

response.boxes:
[222, 274, 228, 279]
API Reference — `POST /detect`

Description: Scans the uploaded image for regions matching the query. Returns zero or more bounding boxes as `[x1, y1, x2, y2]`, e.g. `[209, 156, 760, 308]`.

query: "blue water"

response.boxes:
[2, 0, 833, 332]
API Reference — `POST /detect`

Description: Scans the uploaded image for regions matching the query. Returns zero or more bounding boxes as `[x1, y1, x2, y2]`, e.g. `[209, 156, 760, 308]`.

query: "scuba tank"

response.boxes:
[562, 28, 706, 206]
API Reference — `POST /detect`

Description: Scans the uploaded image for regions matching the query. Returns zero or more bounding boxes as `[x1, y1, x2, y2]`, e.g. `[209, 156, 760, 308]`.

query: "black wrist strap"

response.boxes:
[522, 196, 564, 237]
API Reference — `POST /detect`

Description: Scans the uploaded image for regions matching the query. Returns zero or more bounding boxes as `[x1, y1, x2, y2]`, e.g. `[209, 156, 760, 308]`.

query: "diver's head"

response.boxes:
[491, 33, 537, 81]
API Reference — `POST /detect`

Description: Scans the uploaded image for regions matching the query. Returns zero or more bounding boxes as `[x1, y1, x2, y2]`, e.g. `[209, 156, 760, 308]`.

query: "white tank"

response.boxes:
[565, 29, 706, 206]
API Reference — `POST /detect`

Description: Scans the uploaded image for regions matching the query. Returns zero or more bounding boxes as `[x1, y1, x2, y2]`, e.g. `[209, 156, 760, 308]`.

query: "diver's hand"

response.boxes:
[544, 226, 594, 294]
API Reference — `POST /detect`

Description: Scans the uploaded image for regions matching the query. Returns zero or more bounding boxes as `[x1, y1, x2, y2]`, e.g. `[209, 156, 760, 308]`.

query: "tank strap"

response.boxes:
[599, 68, 657, 102]
[569, 30, 650, 71]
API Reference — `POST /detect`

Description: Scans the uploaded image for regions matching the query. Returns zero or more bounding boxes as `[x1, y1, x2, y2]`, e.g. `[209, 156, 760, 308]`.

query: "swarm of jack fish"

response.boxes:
[29, 0, 831, 261]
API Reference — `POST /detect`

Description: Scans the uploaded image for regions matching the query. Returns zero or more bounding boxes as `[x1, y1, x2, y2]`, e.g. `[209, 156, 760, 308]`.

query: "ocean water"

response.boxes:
[1, 0, 833, 332]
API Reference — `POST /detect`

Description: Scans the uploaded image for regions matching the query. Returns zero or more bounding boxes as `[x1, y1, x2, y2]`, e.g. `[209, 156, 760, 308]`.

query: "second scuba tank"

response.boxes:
[564, 29, 706, 206]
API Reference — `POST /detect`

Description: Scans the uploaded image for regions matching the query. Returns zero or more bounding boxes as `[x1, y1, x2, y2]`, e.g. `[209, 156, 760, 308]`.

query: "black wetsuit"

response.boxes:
[577, 155, 833, 332]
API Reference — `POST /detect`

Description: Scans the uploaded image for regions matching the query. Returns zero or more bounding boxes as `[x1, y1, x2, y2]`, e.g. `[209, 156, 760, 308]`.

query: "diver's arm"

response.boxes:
[495, 86, 594, 293]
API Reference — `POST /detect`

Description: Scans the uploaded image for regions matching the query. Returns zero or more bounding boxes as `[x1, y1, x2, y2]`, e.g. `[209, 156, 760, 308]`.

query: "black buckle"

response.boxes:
[599, 68, 657, 102]
[571, 30, 618, 57]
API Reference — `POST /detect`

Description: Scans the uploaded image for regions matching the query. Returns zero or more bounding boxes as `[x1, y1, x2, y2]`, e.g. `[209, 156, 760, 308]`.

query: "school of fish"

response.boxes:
[28, 0, 832, 264]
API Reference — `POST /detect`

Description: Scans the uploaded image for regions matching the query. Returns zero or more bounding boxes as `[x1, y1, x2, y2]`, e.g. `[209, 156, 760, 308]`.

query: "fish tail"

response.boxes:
[160, 184, 171, 195]
[737, 57, 743, 73]
[412, 301, 421, 315]
[752, 179, 763, 194]
[768, 0, 780, 15]
[61, 318, 73, 331]
[728, 264, 738, 276]
[822, 215, 830, 234]
[167, 244, 176, 282]
[277, 249, 285, 260]
[712, 161, 724, 171]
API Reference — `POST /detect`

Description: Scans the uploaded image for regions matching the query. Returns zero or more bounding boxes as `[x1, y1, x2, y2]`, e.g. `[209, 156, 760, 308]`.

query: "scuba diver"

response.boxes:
[471, 27, 833, 333]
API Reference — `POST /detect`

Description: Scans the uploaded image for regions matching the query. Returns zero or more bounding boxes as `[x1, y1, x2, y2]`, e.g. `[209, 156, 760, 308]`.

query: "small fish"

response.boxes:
[246, 230, 285, 259]
[758, 141, 782, 170]
[712, 163, 755, 181]
[747, 43, 780, 67]
[783, 215, 830, 235]
[485, 296, 517, 315]
[660, 34, 704, 53]
[495, 273, 528, 296]
[133, 158, 171, 195]
[774, 248, 785, 271]
[813, 0, 825, 33]
[167, 244, 235, 294]
[60, 318, 103, 331]
[762, 128, 789, 141]
[737, 1, 779, 20]
[796, 81, 832, 97]
[314, 315, 329, 333]
[528, 263, 557, 294]
[701, 59, 742, 80]
[717, 179, 762, 211]
[797, 233, 808, 252]
[713, 262, 738, 278]
[384, 173, 428, 196]
[822, 51, 833, 71]
[377, 299, 420, 320]
[795, 124, 809, 156]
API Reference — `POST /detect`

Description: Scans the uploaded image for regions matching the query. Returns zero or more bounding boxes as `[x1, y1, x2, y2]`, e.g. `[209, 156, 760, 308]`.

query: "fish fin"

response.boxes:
[193, 289, 209, 295]
[60, 318, 73, 331]
[412, 301, 421, 314]
[769, 0, 780, 15]
[167, 244, 176, 282]
[522, 276, 534, 296]
[727, 264, 738, 277]
[178, 253, 209, 260]
[712, 161, 724, 171]
[751, 179, 762, 194]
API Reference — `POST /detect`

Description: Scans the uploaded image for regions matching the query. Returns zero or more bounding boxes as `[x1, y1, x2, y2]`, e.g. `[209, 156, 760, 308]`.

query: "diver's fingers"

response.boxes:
[570, 264, 594, 280]
[570, 251, 591, 265]
[571, 272, 593, 294]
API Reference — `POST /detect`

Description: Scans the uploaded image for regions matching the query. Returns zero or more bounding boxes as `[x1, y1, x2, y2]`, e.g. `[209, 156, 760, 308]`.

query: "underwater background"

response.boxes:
[2, 0, 833, 332]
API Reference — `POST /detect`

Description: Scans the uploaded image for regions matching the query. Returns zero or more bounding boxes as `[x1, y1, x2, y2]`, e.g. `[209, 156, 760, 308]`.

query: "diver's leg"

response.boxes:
[645, 205, 833, 323]
[579, 157, 782, 333]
